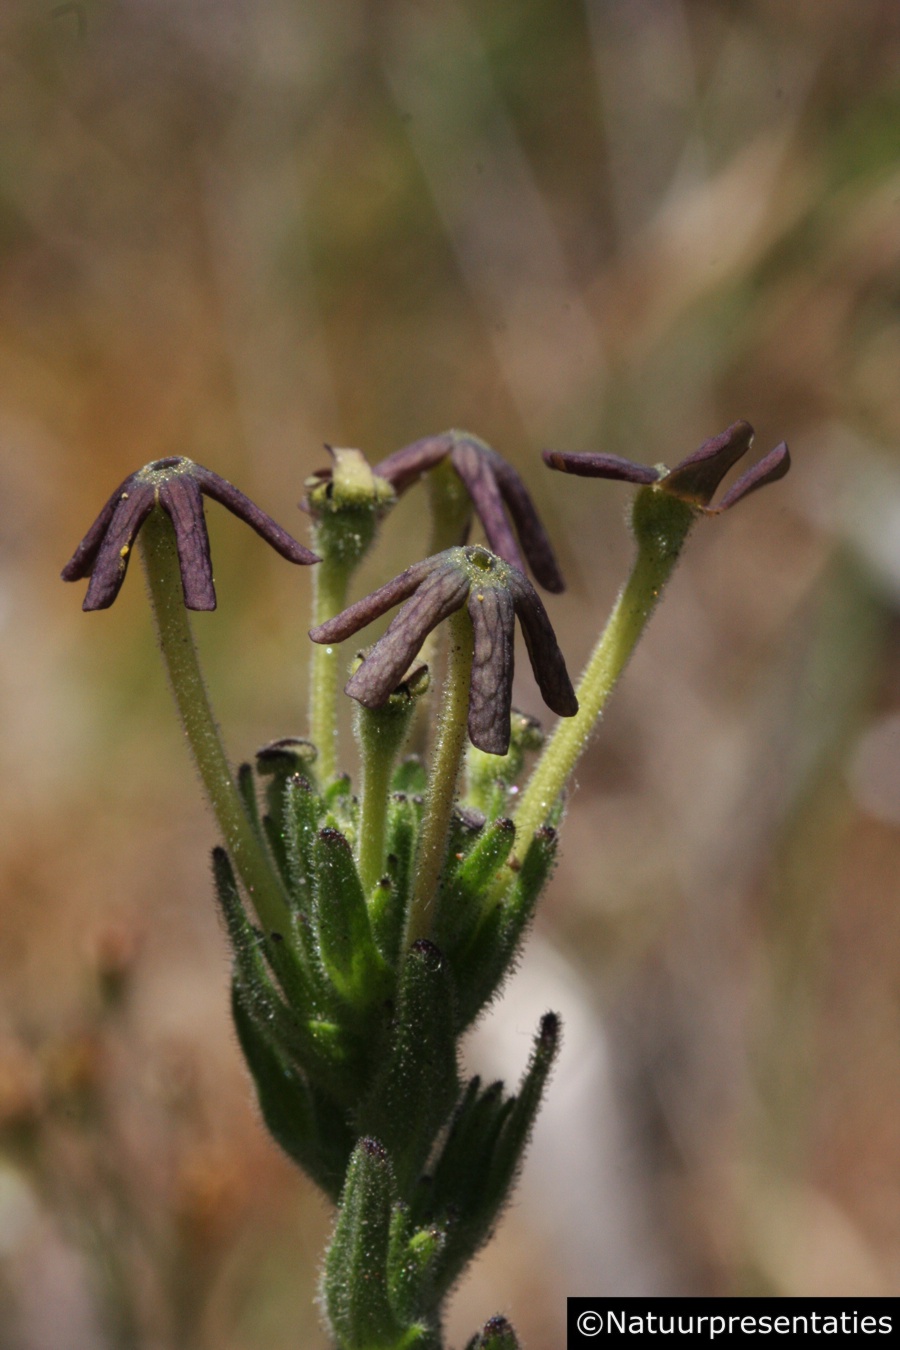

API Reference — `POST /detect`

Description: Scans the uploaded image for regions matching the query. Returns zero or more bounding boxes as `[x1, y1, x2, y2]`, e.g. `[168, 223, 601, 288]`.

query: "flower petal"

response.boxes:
[344, 564, 470, 708]
[488, 450, 565, 594]
[661, 420, 754, 506]
[309, 557, 439, 644]
[450, 440, 526, 575]
[467, 584, 516, 755]
[191, 464, 320, 564]
[61, 474, 138, 582]
[376, 432, 564, 593]
[542, 449, 661, 483]
[158, 476, 217, 610]
[81, 483, 156, 610]
[373, 433, 454, 493]
[704, 441, 791, 514]
[506, 569, 578, 718]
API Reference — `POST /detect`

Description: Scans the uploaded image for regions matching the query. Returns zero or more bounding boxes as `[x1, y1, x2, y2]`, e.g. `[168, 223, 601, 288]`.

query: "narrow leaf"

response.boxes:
[313, 828, 391, 1012]
[358, 941, 460, 1196]
[465, 1315, 521, 1349]
[323, 1139, 430, 1349]
[231, 985, 353, 1201]
[387, 1202, 446, 1326]
[454, 825, 557, 1030]
[434, 817, 516, 957]
[432, 1015, 560, 1298]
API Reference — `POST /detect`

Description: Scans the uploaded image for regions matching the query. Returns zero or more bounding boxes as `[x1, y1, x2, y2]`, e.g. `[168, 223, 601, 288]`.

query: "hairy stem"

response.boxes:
[512, 489, 696, 858]
[310, 552, 353, 784]
[356, 703, 414, 894]
[357, 744, 394, 897]
[411, 461, 474, 752]
[427, 457, 472, 557]
[140, 509, 292, 934]
[407, 607, 474, 943]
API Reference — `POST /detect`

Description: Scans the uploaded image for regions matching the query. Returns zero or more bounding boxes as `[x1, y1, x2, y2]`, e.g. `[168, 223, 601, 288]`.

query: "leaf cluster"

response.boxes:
[213, 730, 558, 1348]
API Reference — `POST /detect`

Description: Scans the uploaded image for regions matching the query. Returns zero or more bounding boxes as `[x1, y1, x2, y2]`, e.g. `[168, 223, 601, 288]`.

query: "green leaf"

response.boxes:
[443, 806, 487, 873]
[412, 1077, 509, 1229]
[237, 761, 263, 837]
[283, 773, 321, 908]
[324, 771, 355, 811]
[358, 941, 459, 1196]
[464, 1315, 521, 1349]
[465, 709, 544, 819]
[212, 847, 311, 1024]
[323, 1139, 433, 1350]
[392, 755, 428, 795]
[384, 793, 422, 935]
[480, 1012, 559, 1212]
[260, 814, 288, 888]
[323, 773, 359, 852]
[214, 848, 363, 1103]
[313, 827, 392, 1012]
[249, 775, 337, 1017]
[387, 1203, 446, 1326]
[235, 762, 294, 897]
[261, 928, 312, 1014]
[428, 1014, 560, 1298]
[434, 816, 516, 956]
[256, 737, 319, 798]
[369, 874, 406, 971]
[454, 825, 557, 1030]
[231, 984, 353, 1201]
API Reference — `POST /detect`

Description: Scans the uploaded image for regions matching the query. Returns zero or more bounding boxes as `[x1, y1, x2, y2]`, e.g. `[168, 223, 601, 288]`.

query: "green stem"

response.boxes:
[356, 710, 408, 894]
[412, 460, 474, 753]
[427, 456, 472, 557]
[406, 608, 474, 944]
[512, 489, 696, 858]
[310, 551, 353, 784]
[140, 509, 292, 935]
[305, 448, 394, 780]
[357, 744, 393, 896]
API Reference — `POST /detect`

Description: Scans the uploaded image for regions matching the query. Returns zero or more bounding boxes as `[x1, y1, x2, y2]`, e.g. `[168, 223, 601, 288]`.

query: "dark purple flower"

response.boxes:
[374, 431, 565, 594]
[62, 456, 319, 611]
[309, 546, 577, 755]
[543, 420, 790, 513]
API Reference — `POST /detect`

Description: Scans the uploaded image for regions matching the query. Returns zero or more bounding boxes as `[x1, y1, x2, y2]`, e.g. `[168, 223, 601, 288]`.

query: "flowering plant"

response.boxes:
[63, 423, 788, 1348]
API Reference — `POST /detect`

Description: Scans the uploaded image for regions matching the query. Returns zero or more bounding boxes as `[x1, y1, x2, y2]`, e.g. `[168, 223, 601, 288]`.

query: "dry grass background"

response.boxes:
[2, 1, 900, 1345]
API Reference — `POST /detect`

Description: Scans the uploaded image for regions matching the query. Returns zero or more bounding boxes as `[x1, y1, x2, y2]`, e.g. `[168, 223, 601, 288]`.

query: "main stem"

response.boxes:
[310, 552, 352, 784]
[512, 490, 696, 858]
[140, 509, 292, 935]
[406, 608, 474, 944]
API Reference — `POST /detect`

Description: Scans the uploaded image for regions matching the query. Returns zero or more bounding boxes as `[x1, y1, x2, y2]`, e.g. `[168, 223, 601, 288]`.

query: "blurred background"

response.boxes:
[2, 0, 900, 1344]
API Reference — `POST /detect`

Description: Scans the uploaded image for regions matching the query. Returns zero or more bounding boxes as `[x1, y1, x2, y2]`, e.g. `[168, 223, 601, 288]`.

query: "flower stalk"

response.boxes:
[309, 551, 355, 785]
[416, 459, 475, 719]
[514, 421, 791, 859]
[355, 665, 429, 894]
[407, 607, 475, 944]
[512, 486, 695, 857]
[139, 509, 293, 934]
[304, 447, 396, 781]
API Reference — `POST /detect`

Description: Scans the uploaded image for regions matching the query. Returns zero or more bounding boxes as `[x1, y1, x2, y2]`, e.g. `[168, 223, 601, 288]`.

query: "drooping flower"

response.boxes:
[309, 546, 577, 755]
[542, 420, 790, 513]
[62, 456, 319, 611]
[374, 431, 565, 593]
